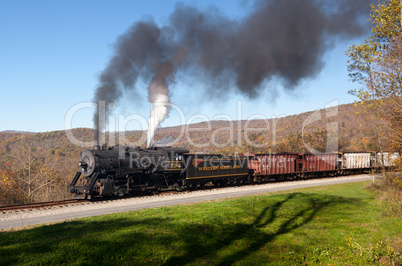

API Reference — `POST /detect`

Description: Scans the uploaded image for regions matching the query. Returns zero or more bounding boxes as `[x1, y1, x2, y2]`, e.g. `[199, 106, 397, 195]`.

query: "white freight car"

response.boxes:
[342, 152, 372, 174]
[375, 152, 400, 167]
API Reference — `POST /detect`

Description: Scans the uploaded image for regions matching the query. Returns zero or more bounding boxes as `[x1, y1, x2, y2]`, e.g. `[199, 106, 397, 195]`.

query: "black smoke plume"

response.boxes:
[93, 0, 372, 144]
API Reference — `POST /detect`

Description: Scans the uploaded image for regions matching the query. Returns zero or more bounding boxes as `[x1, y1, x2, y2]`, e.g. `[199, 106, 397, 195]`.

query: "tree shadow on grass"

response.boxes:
[164, 192, 363, 265]
[0, 192, 364, 264]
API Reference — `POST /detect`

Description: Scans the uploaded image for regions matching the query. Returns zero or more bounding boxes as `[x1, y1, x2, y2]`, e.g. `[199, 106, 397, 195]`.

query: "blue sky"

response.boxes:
[0, 0, 369, 132]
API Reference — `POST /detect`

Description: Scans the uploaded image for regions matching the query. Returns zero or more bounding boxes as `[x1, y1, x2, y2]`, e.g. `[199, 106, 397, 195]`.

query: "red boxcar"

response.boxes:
[300, 154, 338, 173]
[249, 153, 299, 177]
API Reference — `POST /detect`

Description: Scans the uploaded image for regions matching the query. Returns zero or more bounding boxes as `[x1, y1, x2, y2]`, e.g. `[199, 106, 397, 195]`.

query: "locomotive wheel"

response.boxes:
[214, 182, 222, 187]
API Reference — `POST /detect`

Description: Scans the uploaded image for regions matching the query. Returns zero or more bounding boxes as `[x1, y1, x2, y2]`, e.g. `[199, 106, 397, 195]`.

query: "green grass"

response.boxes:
[1, 181, 401, 265]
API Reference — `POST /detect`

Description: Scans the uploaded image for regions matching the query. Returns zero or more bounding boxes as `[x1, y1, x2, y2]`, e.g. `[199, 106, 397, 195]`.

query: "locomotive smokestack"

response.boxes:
[92, 0, 371, 142]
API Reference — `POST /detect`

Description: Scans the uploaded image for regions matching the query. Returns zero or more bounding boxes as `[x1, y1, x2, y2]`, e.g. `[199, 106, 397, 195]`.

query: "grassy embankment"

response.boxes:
[0, 181, 401, 265]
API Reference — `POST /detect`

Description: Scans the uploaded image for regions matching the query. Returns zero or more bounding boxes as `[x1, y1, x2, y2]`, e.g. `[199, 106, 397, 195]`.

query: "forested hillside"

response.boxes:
[0, 102, 393, 205]
[152, 102, 390, 154]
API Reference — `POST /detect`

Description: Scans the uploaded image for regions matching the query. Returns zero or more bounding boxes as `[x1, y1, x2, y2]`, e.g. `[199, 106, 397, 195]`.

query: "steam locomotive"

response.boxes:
[68, 144, 399, 199]
[68, 144, 249, 199]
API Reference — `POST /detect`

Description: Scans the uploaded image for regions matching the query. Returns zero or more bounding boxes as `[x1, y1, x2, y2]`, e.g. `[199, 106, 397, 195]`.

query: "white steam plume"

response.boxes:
[146, 62, 173, 148]
[147, 82, 171, 148]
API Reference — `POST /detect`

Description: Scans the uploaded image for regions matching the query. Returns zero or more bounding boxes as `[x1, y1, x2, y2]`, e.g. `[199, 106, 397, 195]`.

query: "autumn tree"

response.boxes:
[0, 162, 24, 205]
[12, 146, 57, 203]
[346, 0, 401, 84]
[346, 0, 402, 164]
[370, 37, 402, 146]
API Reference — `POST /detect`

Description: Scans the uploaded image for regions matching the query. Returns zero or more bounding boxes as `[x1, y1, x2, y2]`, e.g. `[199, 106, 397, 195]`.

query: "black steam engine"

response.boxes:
[68, 145, 249, 199]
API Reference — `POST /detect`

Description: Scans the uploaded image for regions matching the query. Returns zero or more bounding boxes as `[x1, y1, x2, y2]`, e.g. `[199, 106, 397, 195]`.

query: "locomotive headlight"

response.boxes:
[79, 150, 97, 176]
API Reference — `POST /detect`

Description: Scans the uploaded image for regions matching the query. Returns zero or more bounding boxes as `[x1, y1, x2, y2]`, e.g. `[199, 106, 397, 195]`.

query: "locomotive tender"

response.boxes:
[68, 145, 399, 199]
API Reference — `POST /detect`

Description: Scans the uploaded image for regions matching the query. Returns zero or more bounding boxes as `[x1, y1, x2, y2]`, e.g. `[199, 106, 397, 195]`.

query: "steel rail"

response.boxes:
[0, 199, 89, 212]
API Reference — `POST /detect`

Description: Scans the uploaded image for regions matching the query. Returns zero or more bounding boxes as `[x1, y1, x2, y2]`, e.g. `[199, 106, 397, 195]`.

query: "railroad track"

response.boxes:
[0, 174, 379, 213]
[0, 182, 304, 213]
[0, 190, 182, 213]
[0, 199, 89, 213]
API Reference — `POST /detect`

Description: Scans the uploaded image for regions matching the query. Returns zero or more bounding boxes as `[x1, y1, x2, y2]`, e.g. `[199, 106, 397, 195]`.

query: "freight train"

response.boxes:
[68, 145, 399, 199]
